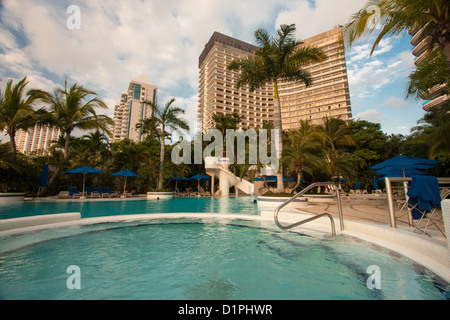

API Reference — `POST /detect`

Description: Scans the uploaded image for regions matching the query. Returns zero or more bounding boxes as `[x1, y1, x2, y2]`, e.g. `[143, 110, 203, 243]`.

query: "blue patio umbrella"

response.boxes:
[189, 174, 211, 190]
[165, 174, 191, 189]
[63, 166, 105, 196]
[370, 155, 441, 177]
[355, 178, 360, 190]
[189, 174, 210, 181]
[111, 169, 140, 192]
[375, 166, 427, 177]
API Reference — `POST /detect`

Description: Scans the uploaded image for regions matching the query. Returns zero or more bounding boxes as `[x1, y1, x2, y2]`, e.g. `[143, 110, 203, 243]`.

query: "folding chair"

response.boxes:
[407, 176, 445, 238]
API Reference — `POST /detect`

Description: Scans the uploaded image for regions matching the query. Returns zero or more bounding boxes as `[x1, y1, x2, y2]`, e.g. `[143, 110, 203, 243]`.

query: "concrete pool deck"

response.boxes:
[1, 196, 449, 285]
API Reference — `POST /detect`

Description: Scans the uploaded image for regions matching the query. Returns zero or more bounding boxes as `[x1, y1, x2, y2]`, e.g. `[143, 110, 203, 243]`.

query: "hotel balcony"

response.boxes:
[412, 37, 430, 57]
[421, 84, 447, 101]
[410, 28, 424, 47]
[414, 50, 428, 66]
[422, 94, 449, 111]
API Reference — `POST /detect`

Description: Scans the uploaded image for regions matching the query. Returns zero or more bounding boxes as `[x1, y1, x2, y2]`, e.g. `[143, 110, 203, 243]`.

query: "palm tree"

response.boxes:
[345, 0, 450, 71]
[135, 116, 160, 141]
[228, 24, 327, 192]
[282, 120, 323, 192]
[31, 79, 113, 185]
[315, 117, 356, 180]
[148, 98, 190, 189]
[212, 112, 242, 159]
[81, 130, 112, 169]
[315, 117, 356, 152]
[0, 77, 41, 156]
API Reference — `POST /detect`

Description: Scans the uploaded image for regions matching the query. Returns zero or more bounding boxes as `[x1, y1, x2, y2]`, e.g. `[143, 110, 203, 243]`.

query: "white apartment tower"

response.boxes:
[15, 125, 62, 155]
[111, 74, 158, 143]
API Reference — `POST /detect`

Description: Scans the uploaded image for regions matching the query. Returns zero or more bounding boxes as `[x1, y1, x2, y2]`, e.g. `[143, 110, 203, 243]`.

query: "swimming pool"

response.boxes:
[0, 196, 259, 220]
[0, 218, 448, 300]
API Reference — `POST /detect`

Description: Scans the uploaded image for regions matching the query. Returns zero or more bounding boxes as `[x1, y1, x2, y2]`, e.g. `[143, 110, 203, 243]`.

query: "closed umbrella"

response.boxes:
[355, 178, 360, 190]
[37, 163, 49, 198]
[373, 176, 379, 190]
[63, 166, 105, 197]
[111, 169, 140, 193]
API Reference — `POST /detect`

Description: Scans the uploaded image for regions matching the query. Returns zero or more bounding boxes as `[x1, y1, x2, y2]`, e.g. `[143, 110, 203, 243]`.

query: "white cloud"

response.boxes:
[353, 109, 383, 122]
[382, 96, 409, 109]
[275, 0, 367, 40]
[347, 45, 414, 99]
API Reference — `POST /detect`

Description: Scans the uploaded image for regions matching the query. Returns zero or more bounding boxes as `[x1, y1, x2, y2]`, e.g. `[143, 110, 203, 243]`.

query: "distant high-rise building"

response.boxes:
[15, 125, 61, 155]
[198, 27, 352, 132]
[111, 74, 158, 143]
[409, 26, 449, 111]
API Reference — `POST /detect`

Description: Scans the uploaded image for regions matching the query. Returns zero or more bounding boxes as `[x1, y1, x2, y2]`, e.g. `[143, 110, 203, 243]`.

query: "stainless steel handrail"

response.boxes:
[274, 182, 344, 236]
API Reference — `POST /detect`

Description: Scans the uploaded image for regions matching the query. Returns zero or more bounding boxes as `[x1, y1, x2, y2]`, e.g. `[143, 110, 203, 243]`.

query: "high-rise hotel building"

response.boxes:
[409, 26, 449, 111]
[111, 74, 158, 143]
[198, 32, 274, 131]
[198, 26, 352, 132]
[15, 125, 61, 155]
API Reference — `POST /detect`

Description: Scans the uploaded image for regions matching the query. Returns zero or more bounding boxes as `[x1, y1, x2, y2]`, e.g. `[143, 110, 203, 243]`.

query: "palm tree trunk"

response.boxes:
[273, 80, 284, 193]
[48, 133, 70, 186]
[292, 172, 302, 193]
[8, 129, 17, 156]
[445, 42, 450, 71]
[64, 134, 70, 162]
[158, 128, 165, 190]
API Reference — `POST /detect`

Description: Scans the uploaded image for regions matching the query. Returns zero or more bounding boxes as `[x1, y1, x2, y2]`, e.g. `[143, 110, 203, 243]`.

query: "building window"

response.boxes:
[133, 84, 141, 100]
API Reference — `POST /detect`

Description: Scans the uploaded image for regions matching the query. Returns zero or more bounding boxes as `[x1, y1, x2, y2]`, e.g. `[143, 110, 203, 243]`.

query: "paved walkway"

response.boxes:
[299, 198, 446, 236]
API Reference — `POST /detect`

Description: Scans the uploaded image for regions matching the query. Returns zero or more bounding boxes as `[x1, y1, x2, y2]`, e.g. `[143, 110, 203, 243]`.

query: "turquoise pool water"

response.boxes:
[0, 196, 259, 220]
[0, 219, 448, 300]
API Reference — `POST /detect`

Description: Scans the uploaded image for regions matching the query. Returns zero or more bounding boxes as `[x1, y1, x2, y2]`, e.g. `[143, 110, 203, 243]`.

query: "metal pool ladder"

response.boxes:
[274, 182, 344, 236]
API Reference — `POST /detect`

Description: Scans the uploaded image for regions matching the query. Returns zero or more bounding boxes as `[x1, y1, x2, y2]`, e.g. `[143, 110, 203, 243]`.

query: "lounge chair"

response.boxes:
[68, 187, 82, 199]
[441, 187, 450, 200]
[198, 186, 210, 197]
[110, 191, 120, 198]
[407, 175, 445, 237]
[101, 187, 112, 198]
[90, 191, 101, 198]
[72, 192, 82, 199]
[57, 191, 70, 199]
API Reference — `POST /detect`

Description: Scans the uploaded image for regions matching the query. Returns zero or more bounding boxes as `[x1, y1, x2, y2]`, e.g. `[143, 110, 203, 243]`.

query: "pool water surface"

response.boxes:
[0, 219, 448, 300]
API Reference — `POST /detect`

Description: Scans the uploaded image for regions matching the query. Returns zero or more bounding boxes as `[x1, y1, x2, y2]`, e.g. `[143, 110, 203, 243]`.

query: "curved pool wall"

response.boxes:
[1, 211, 450, 288]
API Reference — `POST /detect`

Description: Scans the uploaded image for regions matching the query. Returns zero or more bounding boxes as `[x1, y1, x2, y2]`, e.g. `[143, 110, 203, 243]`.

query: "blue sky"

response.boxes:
[0, 0, 425, 142]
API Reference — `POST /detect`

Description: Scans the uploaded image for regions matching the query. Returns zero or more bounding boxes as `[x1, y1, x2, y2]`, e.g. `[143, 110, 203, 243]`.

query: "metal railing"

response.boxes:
[274, 182, 344, 236]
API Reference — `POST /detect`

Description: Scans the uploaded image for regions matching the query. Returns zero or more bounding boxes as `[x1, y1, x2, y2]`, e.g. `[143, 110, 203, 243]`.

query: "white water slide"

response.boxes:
[205, 157, 254, 196]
